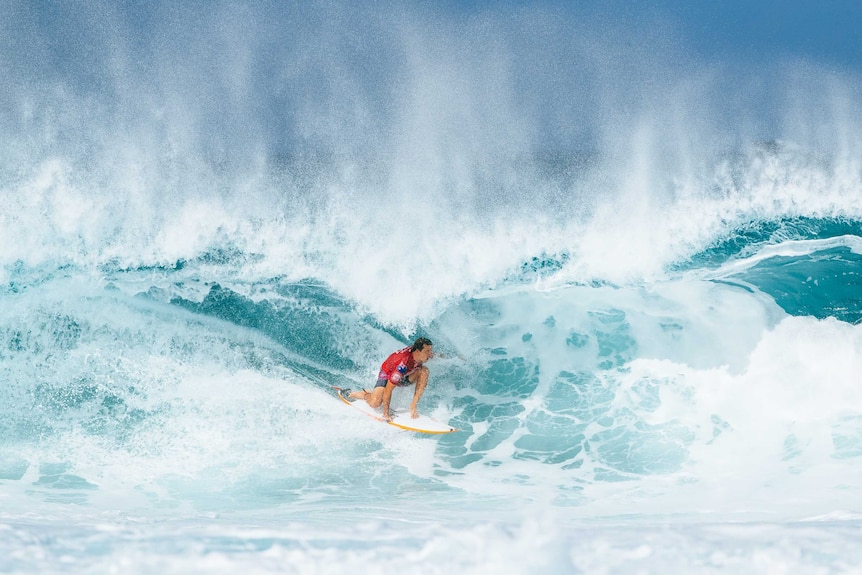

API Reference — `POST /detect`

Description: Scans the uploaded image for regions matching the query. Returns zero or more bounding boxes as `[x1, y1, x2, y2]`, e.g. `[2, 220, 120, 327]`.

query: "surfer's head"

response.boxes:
[411, 337, 434, 362]
[411, 337, 433, 352]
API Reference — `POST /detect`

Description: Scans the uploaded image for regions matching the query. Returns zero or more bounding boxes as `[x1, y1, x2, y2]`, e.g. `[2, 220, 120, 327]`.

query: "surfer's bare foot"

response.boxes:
[348, 389, 369, 400]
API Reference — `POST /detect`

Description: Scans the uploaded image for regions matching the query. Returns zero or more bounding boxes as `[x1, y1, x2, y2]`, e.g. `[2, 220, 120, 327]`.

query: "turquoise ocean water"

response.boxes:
[2, 2, 862, 573]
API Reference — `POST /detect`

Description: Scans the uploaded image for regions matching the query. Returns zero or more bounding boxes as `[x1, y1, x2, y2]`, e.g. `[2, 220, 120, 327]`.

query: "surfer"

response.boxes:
[348, 337, 434, 420]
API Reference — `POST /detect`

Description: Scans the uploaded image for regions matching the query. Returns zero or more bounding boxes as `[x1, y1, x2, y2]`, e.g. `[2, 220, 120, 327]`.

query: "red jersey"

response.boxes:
[378, 347, 421, 386]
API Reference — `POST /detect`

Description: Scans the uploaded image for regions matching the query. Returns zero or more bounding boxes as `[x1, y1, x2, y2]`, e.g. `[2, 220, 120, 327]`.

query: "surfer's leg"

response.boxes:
[362, 377, 390, 408]
[349, 377, 388, 402]
[406, 366, 428, 391]
[364, 386, 386, 408]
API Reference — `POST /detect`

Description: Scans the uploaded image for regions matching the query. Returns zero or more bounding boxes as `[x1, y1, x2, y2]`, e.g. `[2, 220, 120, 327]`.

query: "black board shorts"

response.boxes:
[373, 375, 413, 388]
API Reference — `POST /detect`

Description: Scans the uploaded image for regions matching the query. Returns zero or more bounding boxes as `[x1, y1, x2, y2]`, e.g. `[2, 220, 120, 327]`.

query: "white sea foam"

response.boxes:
[2, 511, 861, 575]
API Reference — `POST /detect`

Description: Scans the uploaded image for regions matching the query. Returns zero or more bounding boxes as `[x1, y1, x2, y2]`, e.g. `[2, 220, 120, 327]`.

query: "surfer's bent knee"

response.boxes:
[365, 386, 385, 408]
[414, 366, 429, 387]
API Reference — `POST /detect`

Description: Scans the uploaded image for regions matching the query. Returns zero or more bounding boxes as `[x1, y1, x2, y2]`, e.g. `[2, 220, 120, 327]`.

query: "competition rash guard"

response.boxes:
[378, 347, 422, 386]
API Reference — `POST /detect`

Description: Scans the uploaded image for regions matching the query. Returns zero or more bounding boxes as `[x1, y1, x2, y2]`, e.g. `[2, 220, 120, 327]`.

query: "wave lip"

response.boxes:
[695, 230, 862, 324]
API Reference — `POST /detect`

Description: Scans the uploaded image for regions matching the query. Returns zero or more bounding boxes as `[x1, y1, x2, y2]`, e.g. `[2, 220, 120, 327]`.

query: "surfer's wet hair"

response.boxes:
[411, 337, 433, 351]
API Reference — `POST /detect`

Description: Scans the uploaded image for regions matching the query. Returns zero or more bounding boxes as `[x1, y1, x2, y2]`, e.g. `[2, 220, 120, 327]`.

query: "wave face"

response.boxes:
[2, 2, 862, 573]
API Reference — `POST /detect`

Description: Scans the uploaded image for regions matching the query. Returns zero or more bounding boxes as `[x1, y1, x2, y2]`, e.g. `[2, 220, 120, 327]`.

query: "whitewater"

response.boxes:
[2, 2, 862, 573]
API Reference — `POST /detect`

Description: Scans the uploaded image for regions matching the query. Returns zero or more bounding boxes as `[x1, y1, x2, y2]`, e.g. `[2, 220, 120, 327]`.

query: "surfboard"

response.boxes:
[333, 388, 458, 434]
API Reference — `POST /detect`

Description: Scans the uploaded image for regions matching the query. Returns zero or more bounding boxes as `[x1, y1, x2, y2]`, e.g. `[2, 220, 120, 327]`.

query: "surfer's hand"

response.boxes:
[382, 411, 392, 422]
[410, 407, 419, 419]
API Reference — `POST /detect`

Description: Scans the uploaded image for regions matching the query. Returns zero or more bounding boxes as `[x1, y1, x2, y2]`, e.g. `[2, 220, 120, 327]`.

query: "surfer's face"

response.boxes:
[415, 346, 433, 363]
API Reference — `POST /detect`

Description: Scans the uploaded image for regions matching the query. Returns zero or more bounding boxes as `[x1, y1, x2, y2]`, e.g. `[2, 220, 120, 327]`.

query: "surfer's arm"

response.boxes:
[408, 365, 429, 419]
[409, 387, 425, 419]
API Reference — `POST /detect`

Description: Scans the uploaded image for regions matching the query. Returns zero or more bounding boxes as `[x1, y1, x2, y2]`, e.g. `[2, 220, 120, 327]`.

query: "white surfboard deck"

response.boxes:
[334, 388, 458, 434]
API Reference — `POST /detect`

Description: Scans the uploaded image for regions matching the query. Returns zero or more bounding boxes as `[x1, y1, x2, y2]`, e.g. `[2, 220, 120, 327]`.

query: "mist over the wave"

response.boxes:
[2, 2, 861, 324]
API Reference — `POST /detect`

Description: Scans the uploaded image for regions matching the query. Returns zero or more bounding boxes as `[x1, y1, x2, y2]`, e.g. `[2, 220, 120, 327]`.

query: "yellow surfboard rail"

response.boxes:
[333, 387, 459, 434]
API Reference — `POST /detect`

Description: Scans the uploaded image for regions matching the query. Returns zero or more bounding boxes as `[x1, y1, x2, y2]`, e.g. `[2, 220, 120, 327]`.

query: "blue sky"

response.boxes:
[450, 0, 862, 71]
[658, 1, 861, 70]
